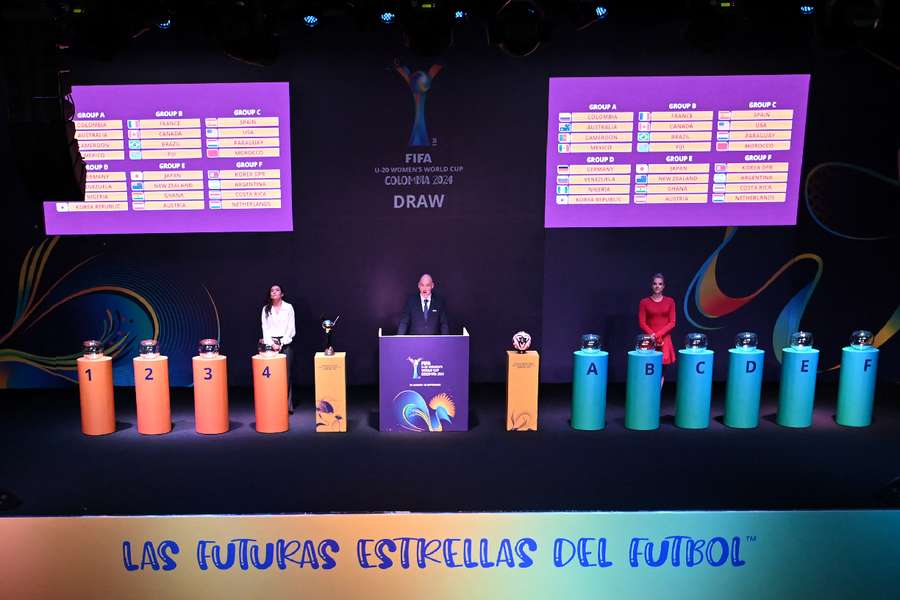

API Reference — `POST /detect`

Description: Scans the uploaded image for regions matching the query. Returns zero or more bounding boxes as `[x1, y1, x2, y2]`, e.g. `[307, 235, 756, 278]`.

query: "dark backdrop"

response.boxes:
[0, 17, 896, 388]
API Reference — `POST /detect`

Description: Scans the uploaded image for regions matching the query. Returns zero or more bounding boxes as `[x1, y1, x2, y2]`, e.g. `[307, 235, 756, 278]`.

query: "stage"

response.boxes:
[2, 382, 898, 517]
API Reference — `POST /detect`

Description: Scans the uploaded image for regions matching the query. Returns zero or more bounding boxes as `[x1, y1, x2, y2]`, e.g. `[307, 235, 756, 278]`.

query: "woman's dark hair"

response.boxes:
[264, 284, 283, 318]
[651, 272, 665, 284]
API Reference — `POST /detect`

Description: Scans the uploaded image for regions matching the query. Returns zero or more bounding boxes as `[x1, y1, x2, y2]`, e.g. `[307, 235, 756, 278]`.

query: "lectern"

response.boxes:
[378, 328, 469, 432]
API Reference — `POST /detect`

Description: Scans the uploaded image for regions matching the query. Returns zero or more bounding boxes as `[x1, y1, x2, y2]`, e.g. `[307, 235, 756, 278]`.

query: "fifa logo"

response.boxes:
[395, 62, 442, 147]
[407, 356, 423, 379]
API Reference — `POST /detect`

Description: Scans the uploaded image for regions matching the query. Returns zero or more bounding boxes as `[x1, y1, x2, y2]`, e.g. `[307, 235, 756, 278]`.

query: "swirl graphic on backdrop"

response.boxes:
[684, 161, 899, 366]
[392, 390, 456, 432]
[0, 237, 221, 388]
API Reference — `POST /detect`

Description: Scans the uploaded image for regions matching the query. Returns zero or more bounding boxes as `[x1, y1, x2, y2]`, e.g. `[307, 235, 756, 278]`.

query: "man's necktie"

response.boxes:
[423, 299, 429, 321]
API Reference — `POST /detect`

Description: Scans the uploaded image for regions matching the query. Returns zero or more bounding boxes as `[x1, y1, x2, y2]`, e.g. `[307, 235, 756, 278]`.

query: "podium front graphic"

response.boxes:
[378, 328, 469, 432]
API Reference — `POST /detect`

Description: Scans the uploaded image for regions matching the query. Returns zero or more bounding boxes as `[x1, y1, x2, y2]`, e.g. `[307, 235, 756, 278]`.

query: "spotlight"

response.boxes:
[595, 6, 608, 19]
[380, 11, 396, 24]
[489, 0, 547, 57]
[157, 18, 172, 30]
[303, 14, 319, 28]
[799, 4, 815, 15]
[454, 9, 468, 23]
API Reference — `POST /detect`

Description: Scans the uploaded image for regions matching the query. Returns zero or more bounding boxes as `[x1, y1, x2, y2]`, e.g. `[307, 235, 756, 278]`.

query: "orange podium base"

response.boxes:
[506, 351, 540, 431]
[133, 356, 172, 435]
[314, 352, 347, 432]
[76, 356, 116, 436]
[252, 353, 289, 433]
[192, 355, 229, 434]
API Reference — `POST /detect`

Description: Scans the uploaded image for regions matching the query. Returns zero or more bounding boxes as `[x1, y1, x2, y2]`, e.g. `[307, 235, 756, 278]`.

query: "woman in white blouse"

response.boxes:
[261, 284, 296, 413]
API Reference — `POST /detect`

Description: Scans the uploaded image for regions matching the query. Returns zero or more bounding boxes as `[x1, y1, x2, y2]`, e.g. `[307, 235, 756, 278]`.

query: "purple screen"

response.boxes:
[545, 75, 810, 228]
[43, 82, 293, 234]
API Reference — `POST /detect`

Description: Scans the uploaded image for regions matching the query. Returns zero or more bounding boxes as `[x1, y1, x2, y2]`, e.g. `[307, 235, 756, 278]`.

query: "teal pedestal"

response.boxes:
[625, 350, 662, 430]
[675, 349, 714, 429]
[571, 350, 608, 430]
[836, 346, 879, 427]
[777, 347, 819, 428]
[724, 348, 765, 428]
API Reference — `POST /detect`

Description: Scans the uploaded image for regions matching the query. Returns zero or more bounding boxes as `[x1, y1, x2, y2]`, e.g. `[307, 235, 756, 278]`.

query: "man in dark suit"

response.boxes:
[397, 273, 450, 335]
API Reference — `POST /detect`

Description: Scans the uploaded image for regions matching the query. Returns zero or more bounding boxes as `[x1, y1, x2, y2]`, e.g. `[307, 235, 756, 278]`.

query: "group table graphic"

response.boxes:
[43, 82, 293, 234]
[545, 74, 810, 228]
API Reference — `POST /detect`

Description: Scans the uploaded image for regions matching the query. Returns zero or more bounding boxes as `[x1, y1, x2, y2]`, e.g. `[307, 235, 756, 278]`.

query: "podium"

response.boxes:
[133, 355, 172, 435]
[777, 347, 819, 428]
[571, 349, 608, 431]
[506, 351, 539, 431]
[625, 350, 663, 430]
[378, 328, 469, 432]
[192, 355, 229, 434]
[314, 352, 348, 432]
[76, 356, 116, 436]
[675, 349, 714, 429]
[836, 345, 879, 427]
[252, 353, 289, 433]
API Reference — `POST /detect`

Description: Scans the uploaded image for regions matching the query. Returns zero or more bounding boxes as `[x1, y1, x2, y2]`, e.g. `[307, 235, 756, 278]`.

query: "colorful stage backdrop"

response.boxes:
[1, 510, 899, 599]
[0, 27, 896, 388]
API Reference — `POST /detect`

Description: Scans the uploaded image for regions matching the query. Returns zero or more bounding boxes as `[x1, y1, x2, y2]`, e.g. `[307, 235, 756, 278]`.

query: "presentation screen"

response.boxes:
[545, 74, 810, 228]
[43, 82, 292, 234]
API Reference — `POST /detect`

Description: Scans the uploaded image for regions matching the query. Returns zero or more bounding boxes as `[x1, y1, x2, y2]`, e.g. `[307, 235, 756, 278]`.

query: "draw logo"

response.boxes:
[395, 62, 442, 147]
[407, 356, 423, 379]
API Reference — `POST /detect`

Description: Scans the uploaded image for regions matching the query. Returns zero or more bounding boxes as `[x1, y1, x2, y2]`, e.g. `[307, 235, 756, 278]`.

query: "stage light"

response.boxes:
[380, 11, 396, 24]
[489, 0, 547, 57]
[454, 9, 468, 22]
[303, 14, 319, 28]
[799, 5, 815, 15]
[595, 6, 608, 19]
[157, 18, 172, 30]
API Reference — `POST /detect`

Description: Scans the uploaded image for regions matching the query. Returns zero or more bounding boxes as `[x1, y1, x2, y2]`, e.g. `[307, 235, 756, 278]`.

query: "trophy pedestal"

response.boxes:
[836, 346, 879, 427]
[252, 353, 289, 433]
[192, 355, 229, 434]
[506, 351, 539, 431]
[133, 355, 172, 435]
[777, 347, 819, 428]
[77, 356, 116, 436]
[625, 350, 662, 430]
[314, 352, 347, 432]
[571, 350, 608, 430]
[724, 348, 764, 428]
[675, 349, 714, 429]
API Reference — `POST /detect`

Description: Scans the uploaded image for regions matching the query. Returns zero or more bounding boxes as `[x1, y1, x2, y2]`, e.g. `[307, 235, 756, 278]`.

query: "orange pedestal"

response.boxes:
[314, 352, 347, 432]
[76, 356, 115, 436]
[192, 355, 229, 434]
[133, 356, 172, 435]
[506, 351, 540, 431]
[252, 353, 288, 433]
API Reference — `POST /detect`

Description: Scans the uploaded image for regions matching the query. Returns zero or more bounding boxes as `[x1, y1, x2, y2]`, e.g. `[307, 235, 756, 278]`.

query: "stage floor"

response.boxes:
[1, 382, 898, 516]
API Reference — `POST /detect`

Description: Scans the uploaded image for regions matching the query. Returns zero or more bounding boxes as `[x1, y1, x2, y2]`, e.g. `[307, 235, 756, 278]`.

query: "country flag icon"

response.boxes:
[207, 170, 220, 179]
[558, 113, 572, 122]
[558, 133, 571, 143]
[717, 121, 730, 130]
[712, 195, 725, 203]
[558, 123, 571, 132]
[130, 171, 143, 180]
[638, 112, 650, 121]
[56, 202, 68, 212]
[636, 164, 649, 174]
[207, 149, 219, 158]
[558, 144, 569, 153]
[716, 142, 729, 151]
[127, 120, 138, 129]
[638, 122, 650, 131]
[637, 143, 649, 152]
[556, 195, 568, 204]
[635, 174, 648, 184]
[713, 184, 726, 193]
[556, 175, 569, 184]
[206, 128, 218, 137]
[634, 195, 647, 203]
[714, 163, 727, 172]
[557, 165, 569, 174]
[714, 173, 726, 183]
[716, 132, 730, 141]
[638, 132, 650, 142]
[719, 111, 731, 120]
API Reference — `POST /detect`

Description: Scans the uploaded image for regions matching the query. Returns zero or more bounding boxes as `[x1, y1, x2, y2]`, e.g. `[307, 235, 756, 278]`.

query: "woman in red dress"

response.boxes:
[638, 273, 676, 384]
